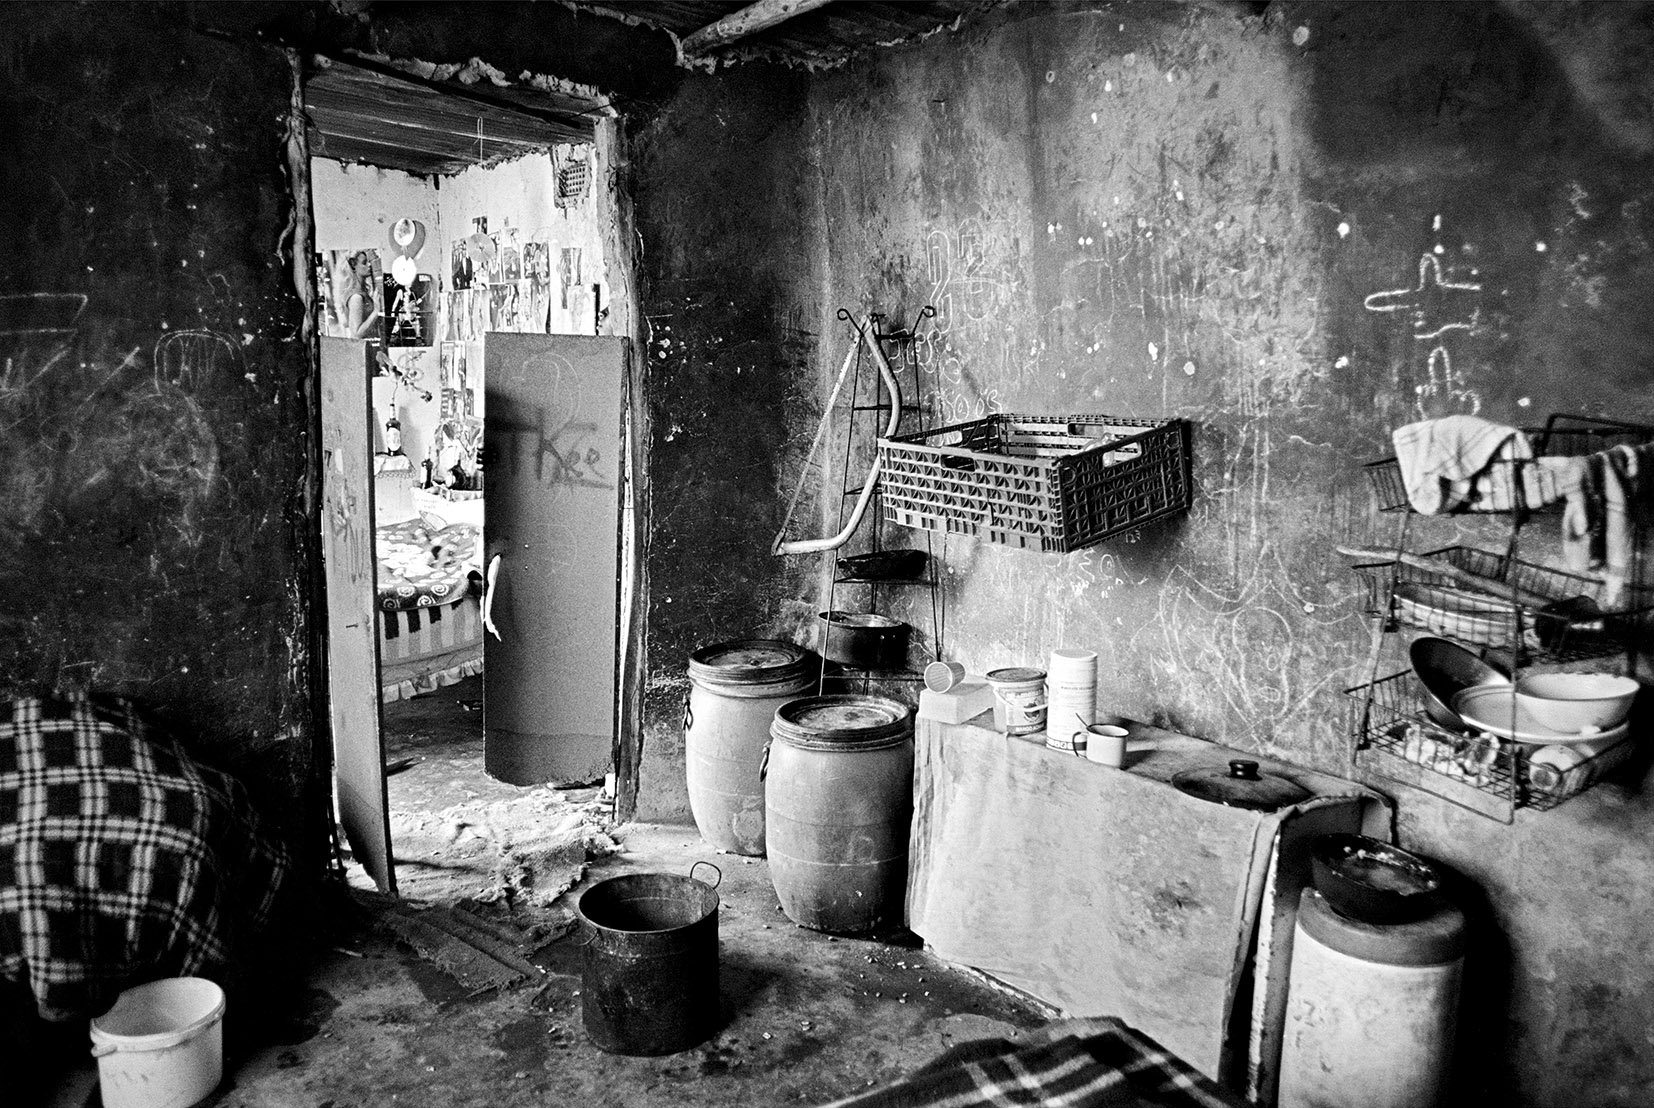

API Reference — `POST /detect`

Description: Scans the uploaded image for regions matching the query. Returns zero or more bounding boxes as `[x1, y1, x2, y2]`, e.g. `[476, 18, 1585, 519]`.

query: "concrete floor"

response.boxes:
[47, 677, 1048, 1107]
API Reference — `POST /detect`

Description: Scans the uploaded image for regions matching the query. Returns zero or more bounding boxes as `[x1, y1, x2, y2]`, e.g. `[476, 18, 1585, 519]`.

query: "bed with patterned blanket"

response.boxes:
[376, 515, 485, 703]
[0, 695, 290, 1022]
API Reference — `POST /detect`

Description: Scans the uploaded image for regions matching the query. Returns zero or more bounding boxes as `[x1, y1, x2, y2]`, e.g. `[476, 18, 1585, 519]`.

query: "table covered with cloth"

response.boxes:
[817, 1017, 1246, 1108]
[906, 717, 1387, 1100]
[0, 695, 291, 1021]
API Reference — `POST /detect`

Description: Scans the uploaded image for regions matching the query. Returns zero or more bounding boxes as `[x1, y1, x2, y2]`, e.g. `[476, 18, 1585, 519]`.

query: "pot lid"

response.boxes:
[1173, 760, 1311, 812]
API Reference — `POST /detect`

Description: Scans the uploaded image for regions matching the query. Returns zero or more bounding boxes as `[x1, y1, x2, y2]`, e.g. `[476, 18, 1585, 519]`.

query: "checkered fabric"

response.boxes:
[816, 1017, 1246, 1108]
[0, 694, 290, 1021]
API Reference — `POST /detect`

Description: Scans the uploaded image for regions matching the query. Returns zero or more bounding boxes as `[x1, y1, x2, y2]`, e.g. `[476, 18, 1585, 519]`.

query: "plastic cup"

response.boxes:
[924, 660, 966, 693]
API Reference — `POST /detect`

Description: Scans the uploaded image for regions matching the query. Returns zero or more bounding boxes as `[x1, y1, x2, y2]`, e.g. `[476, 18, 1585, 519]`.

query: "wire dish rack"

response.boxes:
[1346, 412, 1653, 822]
[1363, 413, 1654, 513]
[1345, 671, 1639, 820]
[1350, 545, 1653, 663]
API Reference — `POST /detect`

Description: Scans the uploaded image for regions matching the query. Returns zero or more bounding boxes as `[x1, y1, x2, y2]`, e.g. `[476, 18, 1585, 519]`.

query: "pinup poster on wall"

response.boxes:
[526, 279, 550, 334]
[490, 283, 518, 332]
[523, 241, 550, 281]
[317, 248, 384, 339]
[498, 226, 522, 282]
[439, 342, 459, 418]
[558, 247, 582, 310]
[453, 216, 497, 289]
[451, 239, 475, 290]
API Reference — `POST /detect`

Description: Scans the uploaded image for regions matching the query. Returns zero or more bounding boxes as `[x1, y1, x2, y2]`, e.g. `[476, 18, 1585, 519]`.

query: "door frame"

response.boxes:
[301, 97, 648, 883]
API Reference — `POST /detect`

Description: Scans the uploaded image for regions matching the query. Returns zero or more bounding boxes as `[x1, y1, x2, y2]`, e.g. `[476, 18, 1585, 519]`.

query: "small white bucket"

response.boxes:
[986, 667, 1047, 735]
[90, 977, 226, 1108]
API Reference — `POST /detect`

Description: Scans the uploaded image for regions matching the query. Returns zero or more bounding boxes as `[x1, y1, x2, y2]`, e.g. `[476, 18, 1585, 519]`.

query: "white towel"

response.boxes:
[1392, 415, 1533, 514]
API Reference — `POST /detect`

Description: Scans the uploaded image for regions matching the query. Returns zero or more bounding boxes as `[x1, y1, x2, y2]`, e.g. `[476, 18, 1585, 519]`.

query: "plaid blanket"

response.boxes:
[0, 695, 290, 1021]
[818, 1018, 1245, 1108]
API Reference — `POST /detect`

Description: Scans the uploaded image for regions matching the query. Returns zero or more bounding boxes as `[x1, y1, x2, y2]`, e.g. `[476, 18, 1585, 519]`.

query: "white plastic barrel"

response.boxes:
[1279, 887, 1465, 1108]
[685, 639, 814, 856]
[89, 977, 226, 1108]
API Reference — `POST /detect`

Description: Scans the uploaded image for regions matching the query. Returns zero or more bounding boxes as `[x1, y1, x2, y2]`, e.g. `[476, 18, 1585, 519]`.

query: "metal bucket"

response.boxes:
[575, 862, 721, 1056]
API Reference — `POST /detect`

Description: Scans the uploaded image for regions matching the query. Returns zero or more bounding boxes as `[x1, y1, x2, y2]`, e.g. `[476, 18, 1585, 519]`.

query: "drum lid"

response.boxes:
[688, 639, 811, 687]
[771, 695, 913, 750]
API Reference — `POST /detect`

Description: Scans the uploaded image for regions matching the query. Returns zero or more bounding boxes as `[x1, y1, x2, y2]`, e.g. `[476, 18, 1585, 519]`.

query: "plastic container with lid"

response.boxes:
[684, 639, 815, 856]
[1278, 886, 1466, 1108]
[765, 695, 915, 933]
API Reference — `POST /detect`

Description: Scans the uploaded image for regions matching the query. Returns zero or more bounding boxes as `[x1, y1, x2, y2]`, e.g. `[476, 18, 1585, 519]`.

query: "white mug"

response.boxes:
[1085, 724, 1129, 767]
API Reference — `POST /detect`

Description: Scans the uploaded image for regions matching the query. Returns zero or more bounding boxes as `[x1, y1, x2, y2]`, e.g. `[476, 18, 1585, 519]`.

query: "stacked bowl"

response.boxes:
[1044, 648, 1098, 753]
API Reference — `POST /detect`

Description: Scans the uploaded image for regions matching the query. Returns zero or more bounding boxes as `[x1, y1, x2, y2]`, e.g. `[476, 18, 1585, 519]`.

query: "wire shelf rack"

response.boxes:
[1351, 545, 1652, 664]
[1346, 671, 1638, 821]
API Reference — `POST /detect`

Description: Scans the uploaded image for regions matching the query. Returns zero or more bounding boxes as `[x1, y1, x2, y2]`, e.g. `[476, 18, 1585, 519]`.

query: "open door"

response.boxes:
[319, 337, 395, 892]
[483, 333, 628, 785]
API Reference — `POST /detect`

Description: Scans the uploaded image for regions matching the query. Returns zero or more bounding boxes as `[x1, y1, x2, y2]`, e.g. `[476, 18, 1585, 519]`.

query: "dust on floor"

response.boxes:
[47, 677, 1051, 1108]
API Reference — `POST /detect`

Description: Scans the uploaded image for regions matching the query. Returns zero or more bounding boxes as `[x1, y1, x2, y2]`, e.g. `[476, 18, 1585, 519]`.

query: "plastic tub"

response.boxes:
[89, 977, 226, 1108]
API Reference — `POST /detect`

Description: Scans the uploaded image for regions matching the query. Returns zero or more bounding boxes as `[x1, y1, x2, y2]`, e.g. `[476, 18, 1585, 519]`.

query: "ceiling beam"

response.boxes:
[679, 0, 836, 58]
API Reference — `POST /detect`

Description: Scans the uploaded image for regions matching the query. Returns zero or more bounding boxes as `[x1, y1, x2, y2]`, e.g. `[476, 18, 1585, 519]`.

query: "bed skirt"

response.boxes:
[379, 595, 484, 703]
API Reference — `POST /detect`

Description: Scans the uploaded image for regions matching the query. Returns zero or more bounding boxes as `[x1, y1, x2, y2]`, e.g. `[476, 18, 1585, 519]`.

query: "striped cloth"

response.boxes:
[0, 695, 290, 1021]
[817, 1017, 1245, 1108]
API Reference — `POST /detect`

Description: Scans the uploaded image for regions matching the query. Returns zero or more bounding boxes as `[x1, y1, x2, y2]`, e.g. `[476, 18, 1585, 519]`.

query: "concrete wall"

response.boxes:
[0, 5, 319, 852]
[629, 2, 1654, 1101]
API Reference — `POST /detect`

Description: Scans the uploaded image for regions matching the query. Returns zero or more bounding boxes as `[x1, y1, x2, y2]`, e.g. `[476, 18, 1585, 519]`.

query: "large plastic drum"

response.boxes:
[1279, 886, 1466, 1108]
[686, 640, 815, 856]
[765, 694, 915, 934]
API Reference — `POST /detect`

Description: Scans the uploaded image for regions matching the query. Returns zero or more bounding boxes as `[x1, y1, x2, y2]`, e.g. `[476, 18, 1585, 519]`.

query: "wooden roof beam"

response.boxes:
[679, 0, 836, 58]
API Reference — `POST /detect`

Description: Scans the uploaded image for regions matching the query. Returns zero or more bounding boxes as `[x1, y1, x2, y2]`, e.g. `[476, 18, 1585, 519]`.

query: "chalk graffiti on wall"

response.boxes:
[951, 540, 1145, 664]
[153, 329, 244, 392]
[915, 217, 1029, 422]
[1143, 548, 1359, 744]
[0, 311, 231, 556]
[1364, 251, 1484, 414]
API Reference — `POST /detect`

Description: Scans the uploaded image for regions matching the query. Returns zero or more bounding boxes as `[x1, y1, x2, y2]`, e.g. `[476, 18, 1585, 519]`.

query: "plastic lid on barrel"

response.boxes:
[770, 694, 914, 750]
[986, 666, 1045, 684]
[688, 639, 811, 687]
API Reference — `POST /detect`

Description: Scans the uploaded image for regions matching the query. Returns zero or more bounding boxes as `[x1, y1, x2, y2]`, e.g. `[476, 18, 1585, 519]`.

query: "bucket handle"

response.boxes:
[90, 1042, 117, 1059]
[689, 860, 722, 889]
[758, 739, 772, 782]
[682, 692, 694, 738]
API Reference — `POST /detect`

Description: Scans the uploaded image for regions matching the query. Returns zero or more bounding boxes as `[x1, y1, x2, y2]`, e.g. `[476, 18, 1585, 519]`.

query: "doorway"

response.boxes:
[304, 54, 643, 896]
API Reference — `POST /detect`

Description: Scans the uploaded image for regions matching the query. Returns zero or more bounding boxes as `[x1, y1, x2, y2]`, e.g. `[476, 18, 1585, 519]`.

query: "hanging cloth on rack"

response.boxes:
[1559, 442, 1654, 608]
[1391, 415, 1537, 514]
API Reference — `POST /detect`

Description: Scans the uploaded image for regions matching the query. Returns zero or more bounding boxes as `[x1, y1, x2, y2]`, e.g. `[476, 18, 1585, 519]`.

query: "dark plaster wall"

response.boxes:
[630, 1, 1654, 1101]
[629, 66, 827, 818]
[0, 4, 319, 850]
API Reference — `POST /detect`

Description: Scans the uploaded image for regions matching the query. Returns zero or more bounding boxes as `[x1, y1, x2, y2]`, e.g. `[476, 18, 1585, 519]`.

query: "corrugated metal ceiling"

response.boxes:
[566, 1, 1003, 69]
[306, 1, 1004, 176]
[305, 55, 600, 177]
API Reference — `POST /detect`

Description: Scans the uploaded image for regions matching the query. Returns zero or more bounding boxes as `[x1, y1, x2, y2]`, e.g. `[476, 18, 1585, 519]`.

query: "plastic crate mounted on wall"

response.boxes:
[876, 415, 1192, 553]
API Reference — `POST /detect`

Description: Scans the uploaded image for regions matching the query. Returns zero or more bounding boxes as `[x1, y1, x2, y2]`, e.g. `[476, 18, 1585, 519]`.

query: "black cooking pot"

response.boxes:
[837, 549, 928, 581]
[818, 611, 909, 669]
